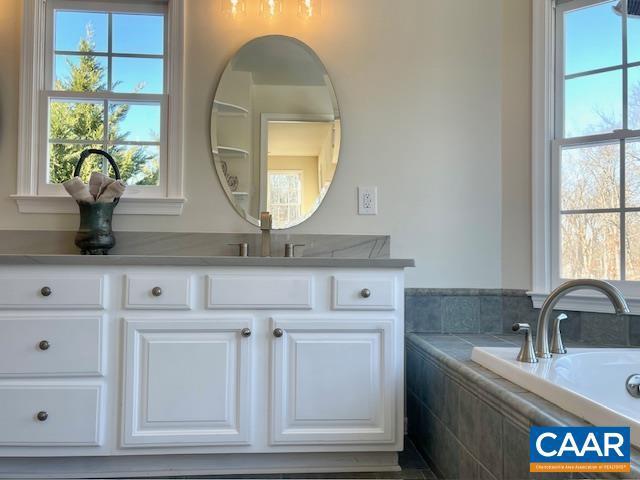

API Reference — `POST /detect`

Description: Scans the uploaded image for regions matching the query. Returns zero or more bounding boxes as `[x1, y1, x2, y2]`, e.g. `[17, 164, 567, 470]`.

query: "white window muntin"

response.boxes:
[552, 0, 640, 294]
[40, 0, 168, 197]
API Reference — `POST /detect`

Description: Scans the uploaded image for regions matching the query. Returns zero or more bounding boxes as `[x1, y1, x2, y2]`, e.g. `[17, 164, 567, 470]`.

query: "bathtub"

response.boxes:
[471, 347, 640, 448]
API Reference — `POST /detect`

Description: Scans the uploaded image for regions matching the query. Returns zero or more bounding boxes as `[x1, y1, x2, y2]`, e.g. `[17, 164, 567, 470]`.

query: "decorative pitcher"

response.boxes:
[72, 149, 121, 255]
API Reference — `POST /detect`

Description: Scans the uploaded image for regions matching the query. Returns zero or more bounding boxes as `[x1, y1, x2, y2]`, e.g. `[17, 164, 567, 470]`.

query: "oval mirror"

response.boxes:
[211, 35, 341, 229]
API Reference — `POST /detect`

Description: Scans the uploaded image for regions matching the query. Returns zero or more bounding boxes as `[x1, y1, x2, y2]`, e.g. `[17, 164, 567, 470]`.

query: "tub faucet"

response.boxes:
[535, 279, 629, 359]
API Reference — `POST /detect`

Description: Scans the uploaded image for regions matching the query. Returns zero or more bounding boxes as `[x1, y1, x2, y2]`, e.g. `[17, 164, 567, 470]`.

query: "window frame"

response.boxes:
[14, 0, 185, 215]
[532, 0, 640, 313]
[267, 169, 304, 228]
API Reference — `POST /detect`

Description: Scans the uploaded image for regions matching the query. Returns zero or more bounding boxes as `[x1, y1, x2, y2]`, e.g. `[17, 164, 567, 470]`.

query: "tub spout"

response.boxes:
[535, 279, 629, 359]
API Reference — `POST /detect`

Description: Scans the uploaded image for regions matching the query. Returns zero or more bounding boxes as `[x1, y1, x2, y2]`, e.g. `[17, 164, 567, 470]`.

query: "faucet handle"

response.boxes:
[550, 313, 568, 354]
[512, 323, 538, 363]
[284, 243, 305, 258]
[512, 322, 530, 333]
[228, 243, 249, 257]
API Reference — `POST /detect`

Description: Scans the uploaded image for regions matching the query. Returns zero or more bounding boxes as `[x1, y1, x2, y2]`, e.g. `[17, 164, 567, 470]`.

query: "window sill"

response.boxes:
[12, 195, 186, 215]
[529, 291, 640, 316]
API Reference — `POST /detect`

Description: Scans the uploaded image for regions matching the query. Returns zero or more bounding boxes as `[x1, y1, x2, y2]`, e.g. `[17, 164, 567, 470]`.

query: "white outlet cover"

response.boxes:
[358, 186, 378, 215]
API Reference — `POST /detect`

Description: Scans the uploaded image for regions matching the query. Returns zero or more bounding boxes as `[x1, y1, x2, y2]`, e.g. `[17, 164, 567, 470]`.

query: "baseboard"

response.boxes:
[0, 452, 400, 478]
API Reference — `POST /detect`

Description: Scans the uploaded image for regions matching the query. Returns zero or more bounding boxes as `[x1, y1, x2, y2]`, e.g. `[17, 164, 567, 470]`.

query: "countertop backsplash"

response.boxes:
[0, 230, 390, 259]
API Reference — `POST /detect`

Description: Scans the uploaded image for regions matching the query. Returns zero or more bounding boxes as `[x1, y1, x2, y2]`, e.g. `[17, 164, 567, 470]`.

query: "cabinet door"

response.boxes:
[123, 318, 252, 447]
[270, 318, 396, 445]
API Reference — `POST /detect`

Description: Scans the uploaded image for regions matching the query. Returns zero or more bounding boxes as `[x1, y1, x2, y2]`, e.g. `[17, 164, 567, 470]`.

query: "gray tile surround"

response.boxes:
[406, 333, 640, 479]
[406, 288, 640, 347]
[0, 230, 390, 259]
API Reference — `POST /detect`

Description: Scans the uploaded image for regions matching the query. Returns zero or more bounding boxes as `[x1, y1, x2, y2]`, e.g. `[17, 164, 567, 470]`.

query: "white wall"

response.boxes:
[501, 0, 532, 289]
[0, 0, 532, 289]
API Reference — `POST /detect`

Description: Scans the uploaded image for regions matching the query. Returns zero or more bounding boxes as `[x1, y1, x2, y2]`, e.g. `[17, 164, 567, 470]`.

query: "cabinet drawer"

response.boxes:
[332, 276, 396, 310]
[207, 274, 313, 309]
[0, 316, 102, 376]
[125, 275, 191, 310]
[0, 386, 102, 446]
[0, 276, 104, 309]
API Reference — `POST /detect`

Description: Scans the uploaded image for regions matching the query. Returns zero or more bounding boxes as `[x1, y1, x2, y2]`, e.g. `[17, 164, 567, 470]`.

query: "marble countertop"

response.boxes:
[0, 254, 415, 268]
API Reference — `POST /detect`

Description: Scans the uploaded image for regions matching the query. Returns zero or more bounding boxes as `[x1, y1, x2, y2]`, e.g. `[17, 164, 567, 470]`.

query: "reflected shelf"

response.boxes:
[216, 146, 249, 158]
[213, 100, 249, 117]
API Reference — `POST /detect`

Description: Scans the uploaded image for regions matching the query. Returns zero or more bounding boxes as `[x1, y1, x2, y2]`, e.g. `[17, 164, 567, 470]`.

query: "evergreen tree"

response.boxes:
[49, 25, 158, 185]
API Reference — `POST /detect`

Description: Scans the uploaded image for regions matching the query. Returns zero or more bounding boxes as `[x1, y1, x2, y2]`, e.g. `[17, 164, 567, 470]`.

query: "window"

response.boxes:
[556, 0, 640, 286]
[533, 0, 640, 310]
[16, 0, 184, 214]
[267, 171, 303, 229]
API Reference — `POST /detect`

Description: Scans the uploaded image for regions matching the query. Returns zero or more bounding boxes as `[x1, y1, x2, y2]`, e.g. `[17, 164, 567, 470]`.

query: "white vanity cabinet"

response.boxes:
[0, 263, 408, 477]
[122, 318, 253, 446]
[270, 317, 395, 445]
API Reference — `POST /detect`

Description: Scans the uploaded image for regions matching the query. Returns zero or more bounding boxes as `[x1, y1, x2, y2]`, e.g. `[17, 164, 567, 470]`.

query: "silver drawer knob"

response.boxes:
[273, 328, 284, 338]
[241, 328, 252, 337]
[40, 286, 52, 297]
[38, 340, 50, 351]
[360, 288, 371, 298]
[151, 287, 162, 297]
[36, 411, 48, 422]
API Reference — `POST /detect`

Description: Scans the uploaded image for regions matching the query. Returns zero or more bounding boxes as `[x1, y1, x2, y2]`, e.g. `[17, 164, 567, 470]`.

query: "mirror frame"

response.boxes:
[210, 35, 341, 229]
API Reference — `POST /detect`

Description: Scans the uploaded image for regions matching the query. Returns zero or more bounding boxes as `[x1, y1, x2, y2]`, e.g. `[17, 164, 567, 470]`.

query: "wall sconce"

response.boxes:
[260, 0, 283, 18]
[298, 0, 321, 18]
[222, 0, 246, 18]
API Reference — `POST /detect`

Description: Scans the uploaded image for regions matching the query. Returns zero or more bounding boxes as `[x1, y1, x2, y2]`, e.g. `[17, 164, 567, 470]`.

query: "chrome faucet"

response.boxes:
[535, 279, 629, 359]
[260, 211, 272, 257]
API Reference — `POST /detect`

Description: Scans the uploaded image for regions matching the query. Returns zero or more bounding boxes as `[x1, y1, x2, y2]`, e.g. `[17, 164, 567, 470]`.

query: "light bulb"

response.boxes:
[260, 0, 283, 18]
[298, 0, 321, 18]
[222, 0, 246, 18]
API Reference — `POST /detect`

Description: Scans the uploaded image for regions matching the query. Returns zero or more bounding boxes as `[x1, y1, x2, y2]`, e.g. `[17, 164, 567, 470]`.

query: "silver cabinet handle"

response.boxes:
[360, 288, 371, 298]
[36, 411, 48, 422]
[151, 287, 162, 297]
[40, 286, 52, 297]
[241, 328, 252, 337]
[273, 328, 284, 338]
[38, 340, 50, 351]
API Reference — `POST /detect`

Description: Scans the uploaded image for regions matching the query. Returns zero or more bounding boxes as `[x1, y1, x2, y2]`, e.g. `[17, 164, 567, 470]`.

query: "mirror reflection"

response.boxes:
[211, 35, 340, 229]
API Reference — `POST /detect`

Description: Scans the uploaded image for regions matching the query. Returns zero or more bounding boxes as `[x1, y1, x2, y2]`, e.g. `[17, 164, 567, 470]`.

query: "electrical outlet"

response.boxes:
[358, 186, 377, 215]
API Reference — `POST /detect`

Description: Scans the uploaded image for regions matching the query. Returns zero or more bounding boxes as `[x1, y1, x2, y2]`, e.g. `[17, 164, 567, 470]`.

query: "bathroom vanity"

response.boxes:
[0, 26, 413, 478]
[0, 256, 412, 478]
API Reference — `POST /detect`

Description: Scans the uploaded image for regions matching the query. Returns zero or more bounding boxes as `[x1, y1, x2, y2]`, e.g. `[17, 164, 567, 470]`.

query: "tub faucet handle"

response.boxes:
[550, 313, 568, 355]
[512, 323, 538, 363]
